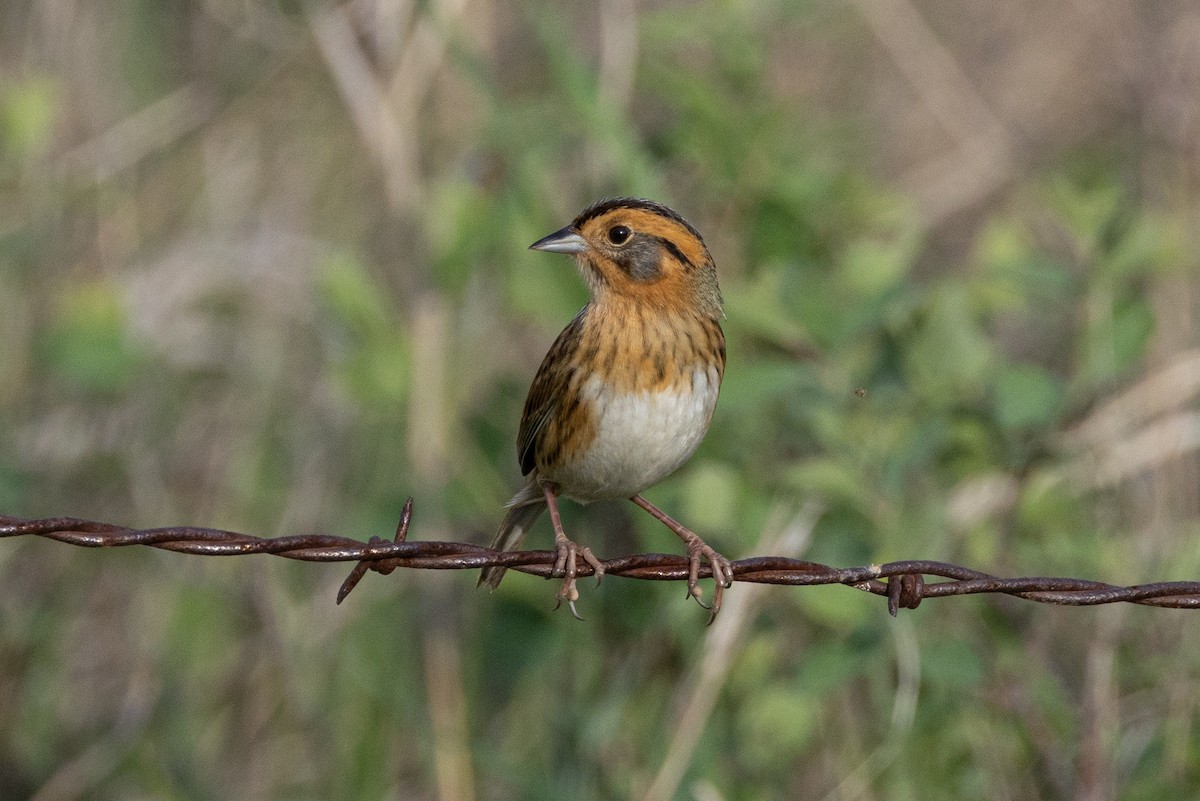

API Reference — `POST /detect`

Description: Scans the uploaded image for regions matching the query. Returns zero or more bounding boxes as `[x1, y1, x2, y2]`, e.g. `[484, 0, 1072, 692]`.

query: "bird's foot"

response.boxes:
[629, 493, 735, 623]
[550, 534, 605, 620]
[681, 533, 733, 624]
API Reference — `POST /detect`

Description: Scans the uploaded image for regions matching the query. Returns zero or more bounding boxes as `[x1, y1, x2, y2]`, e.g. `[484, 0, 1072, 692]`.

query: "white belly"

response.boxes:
[551, 365, 721, 501]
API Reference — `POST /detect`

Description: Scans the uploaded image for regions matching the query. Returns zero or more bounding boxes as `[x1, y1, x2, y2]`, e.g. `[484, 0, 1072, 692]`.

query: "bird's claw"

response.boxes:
[550, 536, 604, 620]
[684, 542, 733, 624]
[552, 580, 585, 621]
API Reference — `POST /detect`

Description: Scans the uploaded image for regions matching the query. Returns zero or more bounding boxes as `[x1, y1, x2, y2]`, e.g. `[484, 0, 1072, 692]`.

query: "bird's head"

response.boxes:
[529, 198, 723, 319]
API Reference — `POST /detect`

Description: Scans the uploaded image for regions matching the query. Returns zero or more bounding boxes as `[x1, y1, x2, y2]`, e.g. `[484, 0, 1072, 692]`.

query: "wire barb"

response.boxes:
[3, 505, 1199, 611]
[336, 496, 413, 604]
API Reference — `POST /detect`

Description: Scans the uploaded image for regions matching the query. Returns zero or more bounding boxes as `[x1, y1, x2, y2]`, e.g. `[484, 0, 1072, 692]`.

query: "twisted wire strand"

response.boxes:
[3, 501, 1198, 615]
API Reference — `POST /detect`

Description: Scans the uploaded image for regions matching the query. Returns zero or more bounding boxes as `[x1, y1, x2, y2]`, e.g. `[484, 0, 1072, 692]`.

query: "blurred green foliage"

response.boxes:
[2, 1, 1199, 800]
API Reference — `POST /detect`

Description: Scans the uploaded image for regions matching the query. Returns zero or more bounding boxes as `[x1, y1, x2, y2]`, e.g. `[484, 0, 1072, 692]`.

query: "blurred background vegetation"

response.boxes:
[2, 0, 1199, 799]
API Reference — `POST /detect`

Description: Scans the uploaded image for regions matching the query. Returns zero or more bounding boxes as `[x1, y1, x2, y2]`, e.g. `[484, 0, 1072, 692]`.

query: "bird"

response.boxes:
[478, 197, 733, 619]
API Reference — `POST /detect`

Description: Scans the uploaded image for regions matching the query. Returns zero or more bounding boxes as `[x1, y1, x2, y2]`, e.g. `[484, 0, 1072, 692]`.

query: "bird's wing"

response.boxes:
[517, 308, 588, 476]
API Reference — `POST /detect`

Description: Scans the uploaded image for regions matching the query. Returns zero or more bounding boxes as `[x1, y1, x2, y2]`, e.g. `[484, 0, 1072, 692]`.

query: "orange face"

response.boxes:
[530, 198, 723, 317]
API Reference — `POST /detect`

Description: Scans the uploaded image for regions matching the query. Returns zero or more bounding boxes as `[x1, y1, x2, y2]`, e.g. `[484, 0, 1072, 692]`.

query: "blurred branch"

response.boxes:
[643, 501, 821, 801]
[818, 616, 920, 801]
[59, 85, 217, 181]
[3, 503, 1199, 611]
[1064, 411, 1200, 490]
[852, 0, 1007, 144]
[598, 0, 638, 114]
[1063, 348, 1200, 450]
[386, 0, 471, 119]
[1058, 348, 1200, 489]
[305, 0, 471, 212]
[307, 2, 420, 209]
[423, 631, 475, 801]
[851, 0, 1016, 224]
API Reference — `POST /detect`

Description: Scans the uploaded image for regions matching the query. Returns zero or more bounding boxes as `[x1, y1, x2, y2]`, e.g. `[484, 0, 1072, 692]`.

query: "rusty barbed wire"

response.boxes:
[3, 500, 1199, 616]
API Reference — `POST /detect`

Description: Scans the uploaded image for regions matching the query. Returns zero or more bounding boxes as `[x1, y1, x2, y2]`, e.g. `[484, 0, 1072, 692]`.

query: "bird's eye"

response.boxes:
[607, 225, 631, 245]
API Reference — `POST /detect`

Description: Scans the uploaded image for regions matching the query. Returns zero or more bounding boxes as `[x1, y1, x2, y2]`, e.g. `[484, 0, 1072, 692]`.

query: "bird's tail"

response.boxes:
[478, 481, 546, 589]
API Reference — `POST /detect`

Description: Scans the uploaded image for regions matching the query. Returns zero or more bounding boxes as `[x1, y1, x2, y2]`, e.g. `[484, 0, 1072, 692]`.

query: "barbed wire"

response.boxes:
[3, 500, 1198, 616]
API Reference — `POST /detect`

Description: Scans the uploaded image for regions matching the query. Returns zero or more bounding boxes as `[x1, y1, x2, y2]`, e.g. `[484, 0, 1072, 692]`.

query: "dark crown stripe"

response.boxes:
[571, 197, 705, 246]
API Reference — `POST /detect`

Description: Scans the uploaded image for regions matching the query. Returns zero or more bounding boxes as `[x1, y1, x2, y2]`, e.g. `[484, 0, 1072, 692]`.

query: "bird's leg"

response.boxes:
[630, 494, 733, 621]
[542, 482, 604, 620]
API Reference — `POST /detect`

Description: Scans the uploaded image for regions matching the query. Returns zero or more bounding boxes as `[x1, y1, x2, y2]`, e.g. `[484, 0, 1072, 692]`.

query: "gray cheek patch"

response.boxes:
[619, 238, 664, 281]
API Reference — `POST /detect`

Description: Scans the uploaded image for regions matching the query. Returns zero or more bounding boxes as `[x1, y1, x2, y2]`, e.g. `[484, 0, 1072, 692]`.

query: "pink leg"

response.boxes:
[542, 482, 605, 620]
[630, 494, 733, 622]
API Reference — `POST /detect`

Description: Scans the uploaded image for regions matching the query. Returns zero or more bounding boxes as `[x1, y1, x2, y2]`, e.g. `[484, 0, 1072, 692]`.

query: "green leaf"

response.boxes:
[318, 252, 389, 336]
[1, 76, 60, 158]
[782, 457, 871, 510]
[41, 280, 142, 393]
[736, 686, 819, 769]
[681, 460, 741, 531]
[922, 638, 984, 689]
[795, 640, 873, 694]
[724, 269, 810, 348]
[905, 286, 994, 403]
[993, 364, 1065, 430]
[840, 235, 912, 296]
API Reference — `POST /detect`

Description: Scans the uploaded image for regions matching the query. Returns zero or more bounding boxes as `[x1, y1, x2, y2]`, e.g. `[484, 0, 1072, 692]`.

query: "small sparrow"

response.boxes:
[479, 197, 733, 618]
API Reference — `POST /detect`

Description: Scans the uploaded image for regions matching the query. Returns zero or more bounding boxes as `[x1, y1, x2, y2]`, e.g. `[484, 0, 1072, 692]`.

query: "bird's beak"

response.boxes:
[529, 226, 589, 254]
